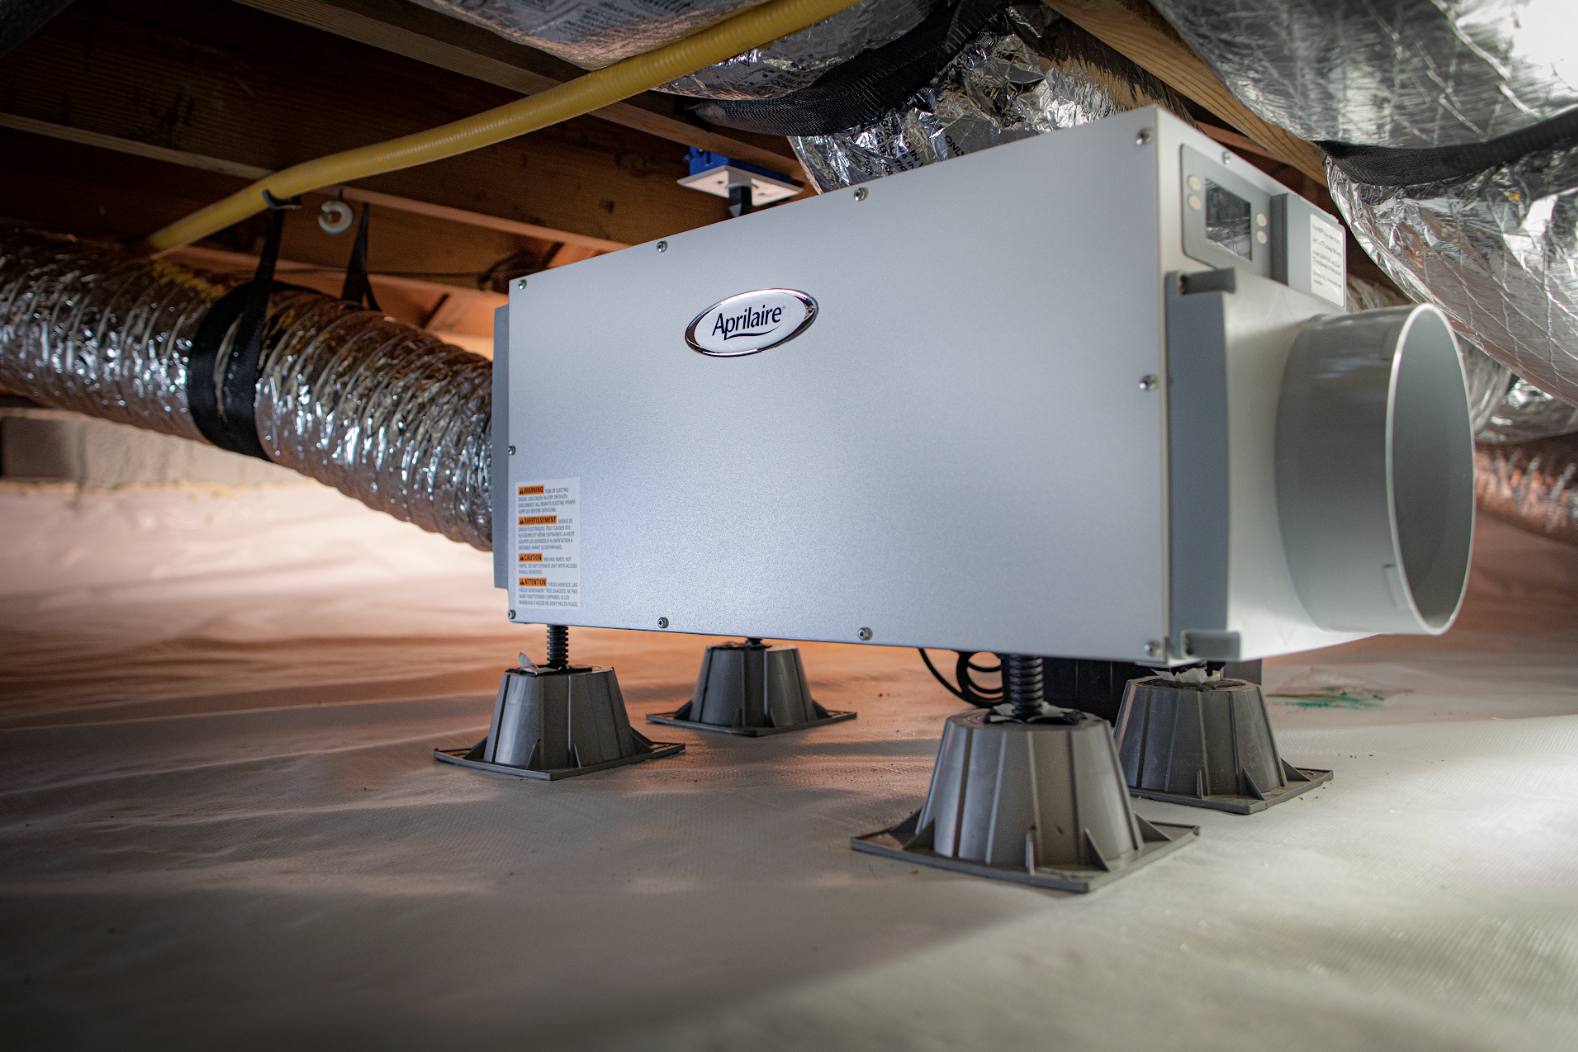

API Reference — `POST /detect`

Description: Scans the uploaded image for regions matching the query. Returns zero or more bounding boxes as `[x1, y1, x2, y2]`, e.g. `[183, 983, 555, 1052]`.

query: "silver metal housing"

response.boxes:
[498, 107, 1473, 663]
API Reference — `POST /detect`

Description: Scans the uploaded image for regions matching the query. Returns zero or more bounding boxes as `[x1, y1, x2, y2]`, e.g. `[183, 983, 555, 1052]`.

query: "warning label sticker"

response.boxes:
[1309, 214, 1347, 305]
[514, 477, 579, 610]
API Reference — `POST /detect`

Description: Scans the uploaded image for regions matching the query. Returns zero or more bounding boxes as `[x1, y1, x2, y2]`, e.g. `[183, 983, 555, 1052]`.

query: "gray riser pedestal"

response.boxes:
[648, 642, 854, 736]
[853, 709, 1196, 892]
[437, 664, 682, 780]
[1114, 677, 1331, 813]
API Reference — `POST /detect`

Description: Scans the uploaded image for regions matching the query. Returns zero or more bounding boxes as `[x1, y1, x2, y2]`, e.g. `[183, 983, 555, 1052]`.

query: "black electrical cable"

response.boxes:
[918, 648, 1004, 707]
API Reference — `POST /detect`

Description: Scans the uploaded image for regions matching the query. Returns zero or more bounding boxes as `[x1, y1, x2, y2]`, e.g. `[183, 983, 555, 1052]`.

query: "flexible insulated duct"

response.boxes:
[789, 3, 1193, 191]
[1476, 435, 1578, 547]
[411, 0, 936, 101]
[1478, 378, 1578, 445]
[1145, 0, 1577, 150]
[0, 230, 492, 550]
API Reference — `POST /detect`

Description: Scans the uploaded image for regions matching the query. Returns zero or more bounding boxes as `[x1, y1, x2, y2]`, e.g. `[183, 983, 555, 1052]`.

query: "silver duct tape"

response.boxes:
[1345, 274, 1512, 435]
[1327, 143, 1578, 412]
[661, 0, 936, 100]
[1476, 435, 1578, 547]
[0, 231, 493, 551]
[408, 0, 931, 100]
[790, 5, 1192, 192]
[1147, 0, 1578, 149]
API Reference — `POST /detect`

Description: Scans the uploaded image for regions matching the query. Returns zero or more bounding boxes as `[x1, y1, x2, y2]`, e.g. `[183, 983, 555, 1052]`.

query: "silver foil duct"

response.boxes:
[0, 231, 492, 551]
[407, 0, 755, 70]
[1476, 435, 1578, 547]
[1327, 146, 1578, 410]
[660, 0, 936, 100]
[1146, 0, 1578, 149]
[408, 0, 933, 101]
[1345, 275, 1512, 435]
[1477, 378, 1578, 445]
[790, 4, 1192, 192]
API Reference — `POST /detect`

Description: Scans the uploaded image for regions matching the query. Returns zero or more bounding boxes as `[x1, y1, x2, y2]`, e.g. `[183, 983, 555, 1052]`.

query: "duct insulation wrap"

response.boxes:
[1477, 435, 1578, 547]
[1327, 146, 1578, 411]
[1478, 378, 1578, 445]
[408, 0, 936, 101]
[789, 3, 1193, 192]
[1145, 0, 1578, 150]
[0, 230, 492, 551]
[1135, 0, 1578, 411]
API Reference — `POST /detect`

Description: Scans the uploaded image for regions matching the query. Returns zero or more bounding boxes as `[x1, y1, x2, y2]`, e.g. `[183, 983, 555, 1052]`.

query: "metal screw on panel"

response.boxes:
[1144, 640, 1163, 657]
[1135, 127, 1153, 145]
[507, 445, 516, 455]
[1139, 374, 1159, 391]
[657, 617, 670, 628]
[1221, 151, 1232, 164]
[853, 187, 868, 201]
[517, 278, 528, 290]
[857, 627, 873, 641]
[656, 240, 668, 253]
[508, 609, 517, 620]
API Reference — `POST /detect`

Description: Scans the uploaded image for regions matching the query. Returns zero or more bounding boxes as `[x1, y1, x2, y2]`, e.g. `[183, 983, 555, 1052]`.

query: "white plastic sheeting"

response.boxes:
[2, 482, 1577, 1050]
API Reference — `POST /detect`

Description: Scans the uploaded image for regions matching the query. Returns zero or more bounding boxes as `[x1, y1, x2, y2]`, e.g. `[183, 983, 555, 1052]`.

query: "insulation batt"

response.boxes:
[0, 231, 492, 550]
[1145, 0, 1578, 150]
[409, 0, 935, 100]
[790, 4, 1192, 191]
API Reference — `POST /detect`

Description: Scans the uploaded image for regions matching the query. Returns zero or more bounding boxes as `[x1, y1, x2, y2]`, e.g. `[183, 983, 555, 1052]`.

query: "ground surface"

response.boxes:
[2, 483, 1576, 1051]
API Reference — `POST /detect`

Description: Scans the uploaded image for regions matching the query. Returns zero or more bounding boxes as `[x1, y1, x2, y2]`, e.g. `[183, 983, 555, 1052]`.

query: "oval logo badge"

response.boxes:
[686, 289, 817, 357]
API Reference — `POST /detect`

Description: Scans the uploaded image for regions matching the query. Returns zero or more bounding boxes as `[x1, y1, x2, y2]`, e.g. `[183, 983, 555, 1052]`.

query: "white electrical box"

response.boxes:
[493, 107, 1474, 664]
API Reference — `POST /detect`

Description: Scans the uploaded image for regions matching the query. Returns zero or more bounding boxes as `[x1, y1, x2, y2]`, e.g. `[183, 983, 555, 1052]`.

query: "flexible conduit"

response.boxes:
[0, 230, 493, 549]
[138, 0, 866, 254]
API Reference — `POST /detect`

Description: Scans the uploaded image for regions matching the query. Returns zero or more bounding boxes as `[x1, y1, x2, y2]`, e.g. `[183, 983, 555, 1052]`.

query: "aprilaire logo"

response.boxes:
[686, 289, 818, 357]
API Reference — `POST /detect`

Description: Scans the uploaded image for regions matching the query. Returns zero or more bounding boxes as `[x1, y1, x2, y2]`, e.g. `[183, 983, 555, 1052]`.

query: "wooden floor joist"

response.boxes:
[232, 0, 809, 183]
[0, 0, 732, 249]
[1041, 0, 1329, 186]
[0, 114, 627, 254]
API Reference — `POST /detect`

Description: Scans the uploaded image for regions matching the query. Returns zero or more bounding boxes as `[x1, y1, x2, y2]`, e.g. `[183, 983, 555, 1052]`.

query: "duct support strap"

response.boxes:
[0, 230, 493, 550]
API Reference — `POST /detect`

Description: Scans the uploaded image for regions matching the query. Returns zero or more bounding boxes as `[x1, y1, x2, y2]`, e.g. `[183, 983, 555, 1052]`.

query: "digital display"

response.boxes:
[1204, 180, 1253, 259]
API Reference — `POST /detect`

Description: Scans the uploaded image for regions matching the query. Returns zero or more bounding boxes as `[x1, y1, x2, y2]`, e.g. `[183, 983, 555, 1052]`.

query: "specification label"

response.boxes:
[1309, 213, 1347, 305]
[514, 477, 580, 610]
